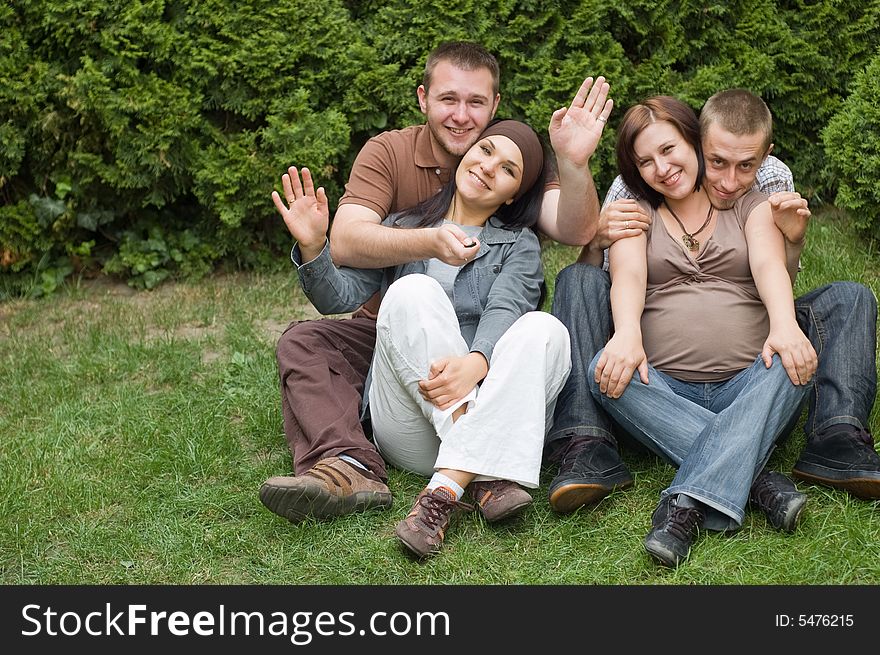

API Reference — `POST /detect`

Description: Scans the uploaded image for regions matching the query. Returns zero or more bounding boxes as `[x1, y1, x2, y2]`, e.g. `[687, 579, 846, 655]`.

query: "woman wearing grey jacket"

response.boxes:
[273, 120, 571, 558]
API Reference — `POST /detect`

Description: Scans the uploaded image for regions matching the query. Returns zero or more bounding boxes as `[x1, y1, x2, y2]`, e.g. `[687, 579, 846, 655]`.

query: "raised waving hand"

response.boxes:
[272, 166, 329, 261]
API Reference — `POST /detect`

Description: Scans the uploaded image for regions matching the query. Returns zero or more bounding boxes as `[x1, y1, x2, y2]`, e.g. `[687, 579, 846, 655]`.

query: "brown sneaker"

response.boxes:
[259, 457, 392, 523]
[394, 487, 473, 558]
[469, 479, 532, 522]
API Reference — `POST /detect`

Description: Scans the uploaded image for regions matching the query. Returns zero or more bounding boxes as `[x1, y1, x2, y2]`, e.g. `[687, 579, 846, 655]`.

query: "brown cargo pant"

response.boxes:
[275, 314, 388, 481]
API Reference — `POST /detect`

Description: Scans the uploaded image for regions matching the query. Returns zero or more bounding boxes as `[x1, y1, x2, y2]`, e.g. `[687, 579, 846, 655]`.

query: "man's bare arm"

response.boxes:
[768, 191, 810, 284]
[329, 203, 479, 268]
[538, 76, 613, 245]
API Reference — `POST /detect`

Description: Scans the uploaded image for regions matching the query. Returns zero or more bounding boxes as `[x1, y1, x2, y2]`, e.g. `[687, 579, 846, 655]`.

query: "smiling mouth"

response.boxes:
[447, 127, 470, 136]
[662, 171, 682, 186]
[468, 171, 489, 189]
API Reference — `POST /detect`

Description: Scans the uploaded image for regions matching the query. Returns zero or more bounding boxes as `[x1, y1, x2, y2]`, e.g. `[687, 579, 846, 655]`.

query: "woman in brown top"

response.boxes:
[588, 96, 817, 567]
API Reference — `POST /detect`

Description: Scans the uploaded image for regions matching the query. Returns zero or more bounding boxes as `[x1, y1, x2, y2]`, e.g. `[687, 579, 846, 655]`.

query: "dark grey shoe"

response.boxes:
[548, 436, 634, 513]
[749, 470, 807, 533]
[793, 426, 880, 499]
[644, 494, 706, 568]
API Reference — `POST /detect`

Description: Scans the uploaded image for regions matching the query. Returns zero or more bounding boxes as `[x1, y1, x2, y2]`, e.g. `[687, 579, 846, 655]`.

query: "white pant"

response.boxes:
[368, 275, 571, 487]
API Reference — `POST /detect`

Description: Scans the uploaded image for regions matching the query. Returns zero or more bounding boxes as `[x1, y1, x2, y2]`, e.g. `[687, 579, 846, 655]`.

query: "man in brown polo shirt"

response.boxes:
[260, 41, 613, 525]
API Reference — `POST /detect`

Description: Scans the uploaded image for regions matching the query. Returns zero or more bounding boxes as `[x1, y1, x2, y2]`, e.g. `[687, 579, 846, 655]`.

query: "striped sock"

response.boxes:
[427, 473, 464, 500]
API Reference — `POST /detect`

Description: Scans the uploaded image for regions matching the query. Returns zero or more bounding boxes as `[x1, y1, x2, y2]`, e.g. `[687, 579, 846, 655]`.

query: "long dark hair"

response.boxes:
[616, 95, 704, 208]
[393, 132, 547, 231]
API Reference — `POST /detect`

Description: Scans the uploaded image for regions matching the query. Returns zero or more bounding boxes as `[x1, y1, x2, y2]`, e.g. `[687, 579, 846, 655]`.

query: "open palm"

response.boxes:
[271, 166, 329, 250]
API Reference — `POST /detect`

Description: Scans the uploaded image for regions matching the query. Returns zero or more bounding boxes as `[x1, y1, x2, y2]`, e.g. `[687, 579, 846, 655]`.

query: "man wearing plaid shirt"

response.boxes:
[547, 89, 879, 516]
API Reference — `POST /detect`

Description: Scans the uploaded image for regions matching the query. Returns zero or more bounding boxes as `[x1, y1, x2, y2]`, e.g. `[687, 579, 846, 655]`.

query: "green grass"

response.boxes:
[1, 210, 879, 585]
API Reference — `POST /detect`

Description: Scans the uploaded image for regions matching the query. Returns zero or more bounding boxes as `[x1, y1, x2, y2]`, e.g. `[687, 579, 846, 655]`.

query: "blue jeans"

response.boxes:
[548, 264, 614, 447]
[549, 265, 878, 451]
[588, 354, 810, 531]
[793, 282, 877, 437]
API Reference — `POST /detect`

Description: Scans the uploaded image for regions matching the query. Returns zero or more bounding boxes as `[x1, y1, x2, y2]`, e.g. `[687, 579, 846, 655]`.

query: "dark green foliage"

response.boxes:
[1, 1, 878, 296]
[823, 49, 880, 238]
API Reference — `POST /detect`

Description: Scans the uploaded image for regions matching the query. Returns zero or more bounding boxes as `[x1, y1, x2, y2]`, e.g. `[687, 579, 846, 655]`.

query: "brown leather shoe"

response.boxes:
[259, 457, 392, 523]
[395, 487, 473, 558]
[469, 479, 532, 522]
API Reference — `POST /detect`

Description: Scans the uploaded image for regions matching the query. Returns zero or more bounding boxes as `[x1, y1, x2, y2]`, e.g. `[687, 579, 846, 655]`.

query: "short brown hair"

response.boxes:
[423, 41, 500, 96]
[616, 96, 704, 208]
[700, 89, 773, 153]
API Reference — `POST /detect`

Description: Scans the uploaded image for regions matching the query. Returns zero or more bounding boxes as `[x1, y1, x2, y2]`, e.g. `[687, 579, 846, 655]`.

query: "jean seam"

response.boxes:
[545, 425, 614, 443]
[811, 416, 864, 436]
[665, 485, 745, 525]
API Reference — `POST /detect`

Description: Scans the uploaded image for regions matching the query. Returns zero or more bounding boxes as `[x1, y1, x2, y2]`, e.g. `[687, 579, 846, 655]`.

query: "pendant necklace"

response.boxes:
[664, 201, 714, 252]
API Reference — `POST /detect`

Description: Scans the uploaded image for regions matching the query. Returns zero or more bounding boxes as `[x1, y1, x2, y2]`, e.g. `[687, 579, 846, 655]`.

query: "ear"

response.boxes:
[491, 93, 501, 118]
[505, 198, 514, 205]
[763, 142, 774, 161]
[417, 85, 429, 115]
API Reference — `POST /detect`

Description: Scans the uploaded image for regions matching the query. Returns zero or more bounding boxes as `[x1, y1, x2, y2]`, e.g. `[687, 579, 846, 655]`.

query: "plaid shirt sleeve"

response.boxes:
[753, 155, 803, 271]
[598, 176, 637, 270]
[753, 155, 794, 194]
[602, 174, 635, 208]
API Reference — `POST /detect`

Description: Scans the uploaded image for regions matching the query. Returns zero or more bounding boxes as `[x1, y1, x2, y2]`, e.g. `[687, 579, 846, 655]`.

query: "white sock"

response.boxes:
[427, 472, 465, 500]
[339, 454, 368, 471]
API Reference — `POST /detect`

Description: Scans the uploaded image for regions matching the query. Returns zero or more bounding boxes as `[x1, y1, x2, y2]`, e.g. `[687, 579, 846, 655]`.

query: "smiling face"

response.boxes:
[702, 123, 771, 209]
[417, 61, 500, 156]
[454, 135, 524, 210]
[632, 120, 700, 201]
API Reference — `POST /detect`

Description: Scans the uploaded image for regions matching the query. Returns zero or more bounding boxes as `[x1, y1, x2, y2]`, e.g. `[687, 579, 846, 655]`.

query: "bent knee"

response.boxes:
[379, 274, 446, 325]
[586, 349, 605, 380]
[846, 281, 878, 318]
[276, 320, 322, 360]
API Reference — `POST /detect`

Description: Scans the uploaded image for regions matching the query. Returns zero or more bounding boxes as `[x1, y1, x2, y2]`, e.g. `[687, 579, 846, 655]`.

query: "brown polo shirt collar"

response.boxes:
[414, 124, 460, 178]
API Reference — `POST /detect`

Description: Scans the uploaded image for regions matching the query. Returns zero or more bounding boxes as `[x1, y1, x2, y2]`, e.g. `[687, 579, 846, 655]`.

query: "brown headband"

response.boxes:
[477, 120, 544, 200]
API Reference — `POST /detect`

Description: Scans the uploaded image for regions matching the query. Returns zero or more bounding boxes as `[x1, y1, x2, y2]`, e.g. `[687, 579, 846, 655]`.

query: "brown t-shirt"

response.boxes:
[338, 124, 458, 216]
[337, 122, 556, 316]
[640, 190, 769, 382]
[339, 123, 559, 216]
[338, 124, 456, 316]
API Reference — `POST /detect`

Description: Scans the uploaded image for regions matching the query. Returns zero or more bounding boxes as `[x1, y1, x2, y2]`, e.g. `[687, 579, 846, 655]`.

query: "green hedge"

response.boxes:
[2, 0, 878, 296]
[823, 48, 880, 238]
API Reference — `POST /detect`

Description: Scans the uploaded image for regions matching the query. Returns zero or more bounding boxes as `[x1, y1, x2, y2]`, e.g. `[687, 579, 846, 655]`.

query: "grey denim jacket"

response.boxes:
[292, 214, 544, 366]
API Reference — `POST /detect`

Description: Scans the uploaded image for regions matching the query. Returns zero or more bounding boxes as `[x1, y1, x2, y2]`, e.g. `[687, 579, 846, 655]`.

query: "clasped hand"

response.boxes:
[432, 223, 480, 266]
[592, 199, 651, 250]
[418, 353, 489, 410]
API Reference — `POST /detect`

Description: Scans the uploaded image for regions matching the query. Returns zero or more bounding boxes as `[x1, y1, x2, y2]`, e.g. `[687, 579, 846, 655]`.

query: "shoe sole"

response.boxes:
[549, 479, 633, 514]
[259, 483, 392, 523]
[792, 467, 880, 499]
[777, 494, 808, 533]
[643, 537, 684, 568]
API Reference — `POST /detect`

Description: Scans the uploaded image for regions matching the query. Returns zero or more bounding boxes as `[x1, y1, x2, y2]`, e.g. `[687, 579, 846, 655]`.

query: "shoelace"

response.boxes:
[854, 428, 875, 448]
[416, 492, 473, 532]
[664, 506, 704, 540]
[750, 479, 779, 511]
[471, 480, 509, 502]
[558, 436, 596, 472]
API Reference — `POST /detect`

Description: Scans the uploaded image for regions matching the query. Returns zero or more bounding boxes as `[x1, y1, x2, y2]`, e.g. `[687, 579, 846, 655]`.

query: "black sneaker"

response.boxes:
[644, 495, 706, 568]
[793, 426, 880, 499]
[548, 436, 634, 513]
[749, 470, 807, 533]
